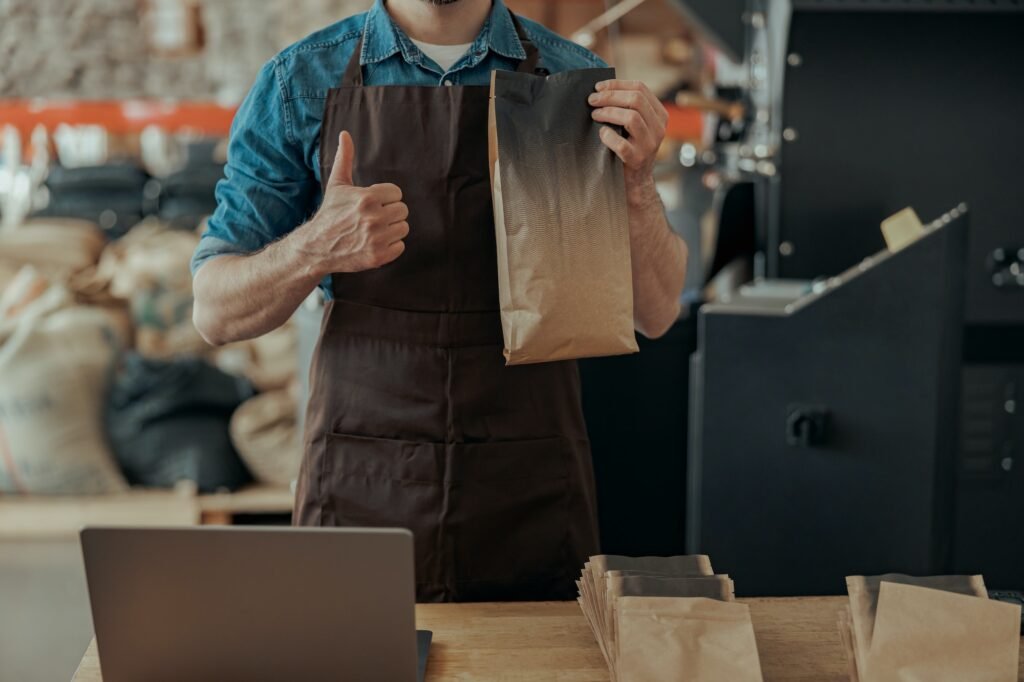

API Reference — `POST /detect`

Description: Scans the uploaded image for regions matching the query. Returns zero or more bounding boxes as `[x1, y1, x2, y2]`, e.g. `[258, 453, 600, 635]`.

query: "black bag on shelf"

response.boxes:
[155, 163, 224, 230]
[35, 163, 150, 238]
[105, 353, 255, 493]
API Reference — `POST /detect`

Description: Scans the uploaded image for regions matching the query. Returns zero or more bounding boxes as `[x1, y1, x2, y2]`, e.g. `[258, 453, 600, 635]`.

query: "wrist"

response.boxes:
[278, 221, 328, 283]
[624, 172, 660, 209]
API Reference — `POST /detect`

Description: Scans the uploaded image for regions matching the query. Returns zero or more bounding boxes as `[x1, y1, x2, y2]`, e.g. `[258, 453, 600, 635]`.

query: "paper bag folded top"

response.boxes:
[589, 554, 714, 577]
[606, 572, 735, 600]
[488, 68, 638, 365]
[866, 582, 1021, 682]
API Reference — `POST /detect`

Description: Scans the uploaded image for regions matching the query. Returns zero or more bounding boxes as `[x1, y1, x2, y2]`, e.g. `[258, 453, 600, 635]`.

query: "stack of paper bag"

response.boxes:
[577, 555, 763, 682]
[838, 573, 1021, 681]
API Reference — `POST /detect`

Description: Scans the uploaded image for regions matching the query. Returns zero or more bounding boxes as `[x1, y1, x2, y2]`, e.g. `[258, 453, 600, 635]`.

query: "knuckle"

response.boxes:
[356, 194, 376, 211]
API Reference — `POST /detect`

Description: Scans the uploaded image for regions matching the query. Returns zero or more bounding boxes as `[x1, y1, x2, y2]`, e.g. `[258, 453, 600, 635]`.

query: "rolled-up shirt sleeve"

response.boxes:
[191, 59, 318, 275]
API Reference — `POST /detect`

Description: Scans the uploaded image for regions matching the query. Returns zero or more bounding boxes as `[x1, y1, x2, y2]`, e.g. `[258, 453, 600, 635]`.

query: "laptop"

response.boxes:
[81, 526, 431, 682]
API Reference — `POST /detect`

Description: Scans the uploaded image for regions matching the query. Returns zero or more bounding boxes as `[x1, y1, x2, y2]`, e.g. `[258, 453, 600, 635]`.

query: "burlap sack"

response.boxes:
[488, 67, 638, 365]
[229, 387, 300, 487]
[0, 285, 129, 494]
[0, 218, 106, 280]
[0, 266, 49, 321]
[0, 261, 20, 295]
[75, 219, 205, 357]
[616, 597, 764, 682]
[215, 322, 298, 393]
[845, 573, 987, 677]
[866, 582, 1020, 682]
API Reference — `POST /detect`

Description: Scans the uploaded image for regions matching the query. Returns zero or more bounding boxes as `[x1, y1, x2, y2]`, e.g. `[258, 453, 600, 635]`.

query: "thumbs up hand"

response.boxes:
[299, 131, 409, 274]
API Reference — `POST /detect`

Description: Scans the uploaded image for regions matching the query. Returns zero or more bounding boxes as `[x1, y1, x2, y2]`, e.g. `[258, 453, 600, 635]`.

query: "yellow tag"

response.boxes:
[881, 207, 925, 252]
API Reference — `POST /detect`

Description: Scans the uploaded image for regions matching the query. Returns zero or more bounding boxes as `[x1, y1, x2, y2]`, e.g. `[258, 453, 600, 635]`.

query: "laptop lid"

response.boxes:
[81, 526, 418, 682]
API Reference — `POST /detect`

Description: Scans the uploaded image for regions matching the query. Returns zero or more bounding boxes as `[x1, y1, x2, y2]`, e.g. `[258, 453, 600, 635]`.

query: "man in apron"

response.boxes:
[192, 0, 687, 602]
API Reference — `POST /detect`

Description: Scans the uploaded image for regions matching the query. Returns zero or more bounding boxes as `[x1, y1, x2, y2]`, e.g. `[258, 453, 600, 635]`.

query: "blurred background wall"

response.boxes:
[0, 0, 373, 102]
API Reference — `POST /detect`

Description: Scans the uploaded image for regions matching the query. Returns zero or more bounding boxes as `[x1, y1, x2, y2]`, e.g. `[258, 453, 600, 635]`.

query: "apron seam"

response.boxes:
[315, 429, 329, 526]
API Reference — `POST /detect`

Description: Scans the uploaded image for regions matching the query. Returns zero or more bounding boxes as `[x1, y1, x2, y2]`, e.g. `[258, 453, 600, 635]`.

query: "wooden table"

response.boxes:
[72, 598, 1024, 681]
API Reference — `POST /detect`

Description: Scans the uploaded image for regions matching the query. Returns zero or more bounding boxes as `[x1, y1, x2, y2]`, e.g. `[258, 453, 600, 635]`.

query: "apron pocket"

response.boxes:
[322, 432, 444, 591]
[448, 437, 574, 600]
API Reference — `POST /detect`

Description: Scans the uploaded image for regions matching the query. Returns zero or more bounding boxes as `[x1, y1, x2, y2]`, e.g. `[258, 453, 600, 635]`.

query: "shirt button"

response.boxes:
[444, 79, 453, 86]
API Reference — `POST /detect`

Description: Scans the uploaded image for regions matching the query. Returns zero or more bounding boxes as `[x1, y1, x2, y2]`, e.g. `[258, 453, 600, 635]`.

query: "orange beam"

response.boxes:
[0, 100, 237, 138]
[664, 102, 704, 143]
[0, 98, 703, 149]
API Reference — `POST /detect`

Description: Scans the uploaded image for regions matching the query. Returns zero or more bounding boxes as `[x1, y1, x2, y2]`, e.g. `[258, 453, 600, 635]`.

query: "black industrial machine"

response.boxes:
[688, 207, 967, 596]
[678, 0, 1023, 593]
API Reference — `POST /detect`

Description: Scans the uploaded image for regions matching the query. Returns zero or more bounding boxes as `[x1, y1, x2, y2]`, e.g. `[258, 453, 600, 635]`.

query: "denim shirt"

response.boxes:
[191, 0, 606, 296]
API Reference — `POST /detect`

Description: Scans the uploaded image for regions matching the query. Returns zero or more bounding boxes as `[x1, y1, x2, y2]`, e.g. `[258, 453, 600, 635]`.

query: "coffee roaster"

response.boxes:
[677, 0, 1024, 592]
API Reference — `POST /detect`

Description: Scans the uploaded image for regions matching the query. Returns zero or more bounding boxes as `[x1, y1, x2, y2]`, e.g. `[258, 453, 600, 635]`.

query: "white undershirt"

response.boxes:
[410, 38, 473, 72]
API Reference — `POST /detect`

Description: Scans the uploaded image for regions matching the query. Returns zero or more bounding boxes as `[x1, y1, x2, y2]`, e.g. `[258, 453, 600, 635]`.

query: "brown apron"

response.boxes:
[294, 16, 600, 603]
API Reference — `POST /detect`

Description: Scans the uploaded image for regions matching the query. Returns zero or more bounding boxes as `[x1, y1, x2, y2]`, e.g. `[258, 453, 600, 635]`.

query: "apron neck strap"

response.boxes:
[340, 12, 544, 87]
[509, 13, 543, 76]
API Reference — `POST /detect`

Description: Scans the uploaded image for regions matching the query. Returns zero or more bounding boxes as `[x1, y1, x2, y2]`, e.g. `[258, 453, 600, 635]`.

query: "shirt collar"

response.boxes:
[360, 0, 527, 66]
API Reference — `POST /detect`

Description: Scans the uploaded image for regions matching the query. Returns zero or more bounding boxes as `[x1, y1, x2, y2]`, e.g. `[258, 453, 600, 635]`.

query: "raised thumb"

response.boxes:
[328, 131, 355, 186]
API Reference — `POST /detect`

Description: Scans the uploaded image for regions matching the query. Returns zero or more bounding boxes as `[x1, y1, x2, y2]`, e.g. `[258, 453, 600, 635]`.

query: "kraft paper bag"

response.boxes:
[845, 573, 987, 677]
[578, 556, 721, 680]
[615, 597, 764, 682]
[604, 574, 735, 675]
[865, 582, 1021, 682]
[588, 555, 715, 653]
[586, 556, 715, 642]
[488, 68, 638, 365]
[577, 577, 605, 659]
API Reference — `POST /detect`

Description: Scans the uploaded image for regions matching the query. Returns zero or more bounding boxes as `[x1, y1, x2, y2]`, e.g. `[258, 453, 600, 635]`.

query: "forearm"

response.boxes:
[627, 181, 687, 339]
[192, 228, 323, 346]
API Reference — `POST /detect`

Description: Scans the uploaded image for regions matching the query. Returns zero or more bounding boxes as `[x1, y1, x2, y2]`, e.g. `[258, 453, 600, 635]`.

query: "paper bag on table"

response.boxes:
[488, 68, 637, 365]
[604, 573, 736, 676]
[589, 555, 715, 624]
[587, 556, 715, 653]
[845, 573, 987, 677]
[865, 582, 1021, 682]
[616, 597, 764, 682]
